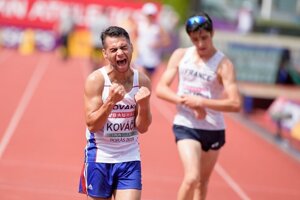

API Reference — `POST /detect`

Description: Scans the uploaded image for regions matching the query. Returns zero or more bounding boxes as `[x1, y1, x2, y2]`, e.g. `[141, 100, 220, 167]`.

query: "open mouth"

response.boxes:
[117, 59, 127, 66]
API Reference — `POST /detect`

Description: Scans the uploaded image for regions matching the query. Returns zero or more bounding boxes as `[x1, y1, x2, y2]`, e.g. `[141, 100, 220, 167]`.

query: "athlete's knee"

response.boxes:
[183, 173, 200, 189]
[193, 178, 210, 194]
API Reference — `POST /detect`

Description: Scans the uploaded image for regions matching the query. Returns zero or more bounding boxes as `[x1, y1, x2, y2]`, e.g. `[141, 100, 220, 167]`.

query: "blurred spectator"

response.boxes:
[117, 12, 139, 64]
[135, 2, 171, 79]
[88, 9, 110, 69]
[237, 0, 254, 34]
[55, 8, 75, 60]
[276, 49, 292, 84]
[158, 4, 180, 56]
[158, 4, 179, 34]
[19, 29, 35, 55]
[276, 49, 300, 85]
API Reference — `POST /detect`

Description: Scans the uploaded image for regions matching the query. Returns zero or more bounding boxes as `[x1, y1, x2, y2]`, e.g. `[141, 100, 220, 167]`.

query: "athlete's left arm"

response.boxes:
[196, 58, 242, 112]
[135, 72, 152, 133]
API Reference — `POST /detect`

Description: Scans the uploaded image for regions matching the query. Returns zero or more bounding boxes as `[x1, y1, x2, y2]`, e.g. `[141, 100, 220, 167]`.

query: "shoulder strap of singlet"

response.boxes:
[132, 69, 139, 88]
[179, 47, 195, 65]
[100, 67, 139, 88]
[206, 51, 225, 72]
[99, 67, 111, 86]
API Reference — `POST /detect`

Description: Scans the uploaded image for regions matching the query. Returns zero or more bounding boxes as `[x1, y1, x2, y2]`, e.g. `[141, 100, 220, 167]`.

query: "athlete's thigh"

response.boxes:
[200, 149, 220, 182]
[114, 189, 141, 200]
[177, 139, 202, 173]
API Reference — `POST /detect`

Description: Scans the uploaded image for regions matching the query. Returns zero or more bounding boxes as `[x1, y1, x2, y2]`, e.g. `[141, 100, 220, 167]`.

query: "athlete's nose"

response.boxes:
[196, 40, 204, 48]
[116, 48, 125, 57]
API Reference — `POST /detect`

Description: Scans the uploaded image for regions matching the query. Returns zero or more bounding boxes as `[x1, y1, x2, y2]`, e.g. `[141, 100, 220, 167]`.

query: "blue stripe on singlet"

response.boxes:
[85, 132, 97, 162]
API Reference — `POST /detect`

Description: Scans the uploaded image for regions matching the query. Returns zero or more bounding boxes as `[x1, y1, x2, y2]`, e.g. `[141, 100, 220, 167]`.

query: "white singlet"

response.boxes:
[173, 47, 226, 130]
[84, 68, 140, 163]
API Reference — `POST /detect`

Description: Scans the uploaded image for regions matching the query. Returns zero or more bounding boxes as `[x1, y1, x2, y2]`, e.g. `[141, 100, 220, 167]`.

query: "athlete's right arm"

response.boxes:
[84, 71, 124, 132]
[155, 48, 185, 104]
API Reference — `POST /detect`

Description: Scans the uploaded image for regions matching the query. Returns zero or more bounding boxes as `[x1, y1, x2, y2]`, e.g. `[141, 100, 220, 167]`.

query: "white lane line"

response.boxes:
[0, 55, 50, 159]
[151, 96, 251, 200]
[215, 163, 251, 200]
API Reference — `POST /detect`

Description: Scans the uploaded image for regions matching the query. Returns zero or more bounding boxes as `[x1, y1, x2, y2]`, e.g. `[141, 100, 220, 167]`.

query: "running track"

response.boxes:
[0, 49, 300, 200]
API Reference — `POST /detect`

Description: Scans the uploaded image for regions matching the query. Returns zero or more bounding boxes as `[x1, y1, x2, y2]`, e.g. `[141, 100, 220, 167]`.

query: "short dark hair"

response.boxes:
[185, 12, 213, 34]
[101, 26, 131, 48]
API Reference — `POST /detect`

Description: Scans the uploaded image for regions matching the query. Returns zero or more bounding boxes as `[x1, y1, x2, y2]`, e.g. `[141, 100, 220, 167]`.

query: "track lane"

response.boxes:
[0, 52, 86, 200]
[0, 50, 41, 142]
[0, 52, 300, 199]
[221, 114, 300, 200]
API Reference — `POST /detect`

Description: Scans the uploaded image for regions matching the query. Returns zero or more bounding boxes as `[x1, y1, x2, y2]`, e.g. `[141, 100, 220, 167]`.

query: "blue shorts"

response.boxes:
[173, 125, 225, 152]
[78, 161, 142, 198]
[143, 66, 156, 74]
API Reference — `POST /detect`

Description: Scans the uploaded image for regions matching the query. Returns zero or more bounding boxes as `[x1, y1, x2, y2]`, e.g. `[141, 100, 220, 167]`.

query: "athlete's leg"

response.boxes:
[113, 189, 141, 200]
[113, 161, 142, 200]
[193, 149, 220, 200]
[177, 139, 202, 200]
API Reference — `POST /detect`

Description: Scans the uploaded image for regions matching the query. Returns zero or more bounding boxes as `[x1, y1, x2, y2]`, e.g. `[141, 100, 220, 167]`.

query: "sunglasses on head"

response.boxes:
[186, 15, 211, 33]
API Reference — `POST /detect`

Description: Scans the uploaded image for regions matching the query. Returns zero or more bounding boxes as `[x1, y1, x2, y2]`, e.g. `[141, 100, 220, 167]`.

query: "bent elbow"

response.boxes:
[87, 125, 97, 133]
[138, 127, 148, 134]
[155, 86, 162, 98]
[86, 121, 99, 133]
[232, 106, 241, 112]
[137, 119, 152, 134]
[232, 100, 242, 112]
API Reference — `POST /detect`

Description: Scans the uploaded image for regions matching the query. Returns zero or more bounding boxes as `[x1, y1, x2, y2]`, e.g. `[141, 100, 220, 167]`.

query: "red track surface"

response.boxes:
[0, 49, 300, 200]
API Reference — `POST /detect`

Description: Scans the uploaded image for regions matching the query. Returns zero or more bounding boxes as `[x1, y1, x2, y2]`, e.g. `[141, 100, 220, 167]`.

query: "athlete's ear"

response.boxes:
[130, 42, 133, 52]
[102, 48, 108, 59]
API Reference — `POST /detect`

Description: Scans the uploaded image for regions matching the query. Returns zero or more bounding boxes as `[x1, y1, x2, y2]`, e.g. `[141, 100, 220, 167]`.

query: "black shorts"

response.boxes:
[172, 125, 225, 152]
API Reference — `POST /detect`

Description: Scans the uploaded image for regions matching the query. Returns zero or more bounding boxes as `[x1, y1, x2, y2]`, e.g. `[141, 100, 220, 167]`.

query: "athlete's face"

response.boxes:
[102, 36, 133, 73]
[189, 29, 214, 58]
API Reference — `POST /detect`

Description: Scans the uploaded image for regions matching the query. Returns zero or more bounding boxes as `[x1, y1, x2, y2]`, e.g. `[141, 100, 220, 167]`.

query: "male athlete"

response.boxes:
[79, 26, 152, 200]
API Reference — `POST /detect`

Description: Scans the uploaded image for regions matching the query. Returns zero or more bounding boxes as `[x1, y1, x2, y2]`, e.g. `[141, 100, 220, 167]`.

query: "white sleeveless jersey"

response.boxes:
[173, 47, 226, 130]
[84, 68, 140, 163]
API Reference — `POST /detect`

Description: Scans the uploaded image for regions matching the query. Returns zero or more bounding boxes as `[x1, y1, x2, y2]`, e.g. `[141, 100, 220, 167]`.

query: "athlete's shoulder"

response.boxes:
[217, 54, 235, 77]
[137, 70, 151, 90]
[85, 67, 105, 90]
[169, 47, 189, 62]
[219, 54, 234, 68]
[172, 47, 188, 56]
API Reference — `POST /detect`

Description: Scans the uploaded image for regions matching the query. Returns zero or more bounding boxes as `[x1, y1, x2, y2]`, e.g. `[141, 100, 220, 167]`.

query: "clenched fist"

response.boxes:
[135, 86, 151, 107]
[109, 83, 126, 103]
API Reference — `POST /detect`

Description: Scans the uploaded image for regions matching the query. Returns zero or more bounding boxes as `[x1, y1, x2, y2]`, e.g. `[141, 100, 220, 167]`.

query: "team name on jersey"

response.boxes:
[183, 68, 213, 81]
[113, 104, 136, 110]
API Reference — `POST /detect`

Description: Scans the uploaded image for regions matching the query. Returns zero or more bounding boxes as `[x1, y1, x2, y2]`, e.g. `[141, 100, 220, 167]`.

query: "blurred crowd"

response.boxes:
[53, 2, 180, 77]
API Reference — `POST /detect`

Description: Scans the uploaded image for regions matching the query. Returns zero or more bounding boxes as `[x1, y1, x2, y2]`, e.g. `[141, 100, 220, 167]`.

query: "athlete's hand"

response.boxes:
[193, 108, 206, 119]
[181, 95, 201, 108]
[135, 86, 151, 107]
[182, 95, 206, 119]
[108, 83, 126, 104]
